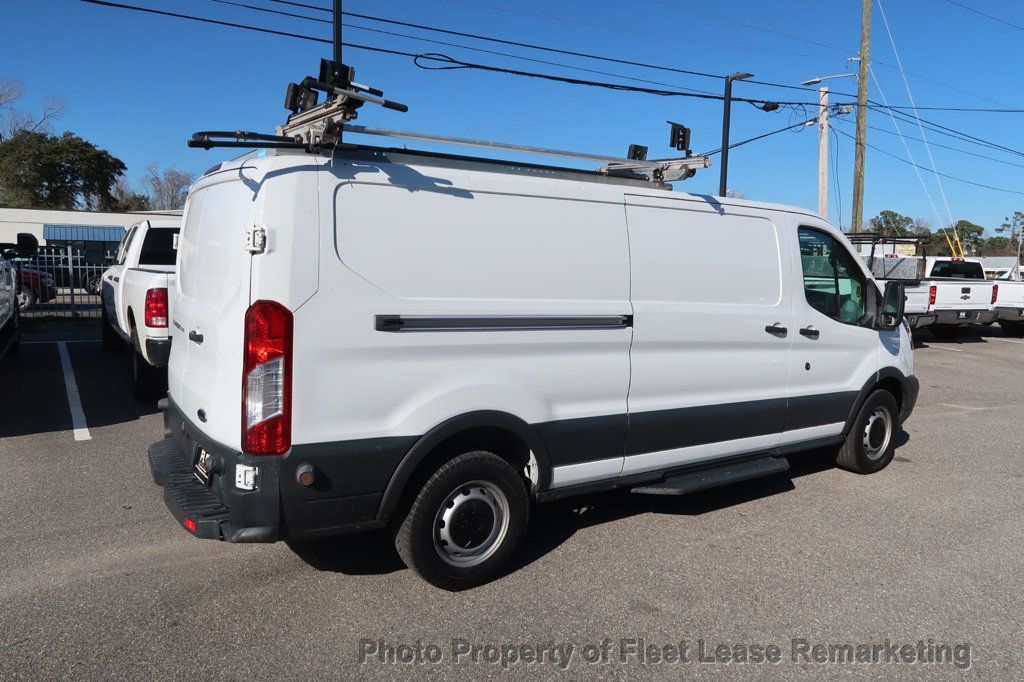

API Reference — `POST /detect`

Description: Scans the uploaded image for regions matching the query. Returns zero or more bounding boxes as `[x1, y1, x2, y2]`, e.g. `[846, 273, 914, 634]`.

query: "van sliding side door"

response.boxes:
[621, 196, 794, 476]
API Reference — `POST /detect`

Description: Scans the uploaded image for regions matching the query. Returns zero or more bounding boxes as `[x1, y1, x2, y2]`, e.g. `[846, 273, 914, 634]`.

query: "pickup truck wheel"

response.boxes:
[836, 390, 899, 475]
[130, 328, 167, 400]
[393, 451, 529, 591]
[929, 325, 960, 340]
[999, 320, 1024, 338]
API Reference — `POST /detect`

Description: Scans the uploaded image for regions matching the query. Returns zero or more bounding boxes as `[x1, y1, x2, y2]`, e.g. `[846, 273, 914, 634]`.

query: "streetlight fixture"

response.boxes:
[719, 71, 753, 197]
[800, 72, 856, 220]
[800, 73, 857, 87]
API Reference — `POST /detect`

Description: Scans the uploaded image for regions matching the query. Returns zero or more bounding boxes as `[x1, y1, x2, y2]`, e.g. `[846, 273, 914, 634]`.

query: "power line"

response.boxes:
[701, 118, 816, 157]
[846, 120, 1024, 169]
[834, 128, 1024, 196]
[440, 0, 835, 58]
[876, 0, 955, 230]
[943, 0, 1024, 32]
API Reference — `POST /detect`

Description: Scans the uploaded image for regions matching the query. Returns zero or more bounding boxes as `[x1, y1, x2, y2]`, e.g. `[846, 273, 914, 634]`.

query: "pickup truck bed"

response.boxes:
[994, 280, 1024, 336]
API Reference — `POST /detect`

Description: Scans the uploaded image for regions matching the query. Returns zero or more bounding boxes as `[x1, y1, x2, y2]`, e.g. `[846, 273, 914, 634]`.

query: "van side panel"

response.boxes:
[281, 156, 632, 531]
[622, 197, 794, 476]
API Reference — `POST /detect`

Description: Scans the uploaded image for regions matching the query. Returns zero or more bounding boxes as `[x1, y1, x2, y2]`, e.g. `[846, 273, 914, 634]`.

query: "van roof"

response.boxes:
[207, 145, 828, 226]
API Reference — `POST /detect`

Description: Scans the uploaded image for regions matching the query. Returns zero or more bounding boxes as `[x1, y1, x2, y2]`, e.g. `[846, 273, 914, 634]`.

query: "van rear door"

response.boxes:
[169, 171, 255, 449]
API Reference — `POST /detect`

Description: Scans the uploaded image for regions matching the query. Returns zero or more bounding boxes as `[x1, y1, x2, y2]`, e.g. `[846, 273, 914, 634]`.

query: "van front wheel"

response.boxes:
[393, 451, 529, 591]
[836, 390, 900, 474]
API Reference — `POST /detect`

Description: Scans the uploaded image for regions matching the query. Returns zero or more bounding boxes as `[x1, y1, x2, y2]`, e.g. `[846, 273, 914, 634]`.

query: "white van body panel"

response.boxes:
[296, 158, 632, 452]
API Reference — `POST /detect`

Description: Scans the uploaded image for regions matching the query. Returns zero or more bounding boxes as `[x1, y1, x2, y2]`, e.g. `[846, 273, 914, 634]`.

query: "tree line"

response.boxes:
[0, 79, 193, 212]
[869, 209, 1023, 257]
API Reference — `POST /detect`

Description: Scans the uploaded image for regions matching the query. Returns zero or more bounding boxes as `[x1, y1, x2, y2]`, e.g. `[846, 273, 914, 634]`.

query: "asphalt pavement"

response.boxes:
[1, 323, 1022, 679]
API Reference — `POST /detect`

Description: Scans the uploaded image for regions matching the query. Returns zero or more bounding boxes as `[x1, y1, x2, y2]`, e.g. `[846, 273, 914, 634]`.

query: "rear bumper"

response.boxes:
[933, 309, 995, 325]
[144, 337, 171, 367]
[995, 306, 1024, 321]
[900, 375, 920, 424]
[149, 399, 280, 542]
[905, 313, 936, 329]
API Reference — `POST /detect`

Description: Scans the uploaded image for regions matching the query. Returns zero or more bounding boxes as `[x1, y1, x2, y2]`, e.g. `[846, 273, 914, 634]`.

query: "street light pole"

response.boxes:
[333, 0, 342, 65]
[719, 72, 753, 197]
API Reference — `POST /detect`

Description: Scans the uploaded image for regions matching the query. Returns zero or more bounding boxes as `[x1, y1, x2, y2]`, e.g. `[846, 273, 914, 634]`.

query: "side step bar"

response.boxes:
[631, 456, 790, 496]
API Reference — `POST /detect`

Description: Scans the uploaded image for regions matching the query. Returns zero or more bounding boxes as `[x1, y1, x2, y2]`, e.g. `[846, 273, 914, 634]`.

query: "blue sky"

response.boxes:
[3, 0, 1023, 232]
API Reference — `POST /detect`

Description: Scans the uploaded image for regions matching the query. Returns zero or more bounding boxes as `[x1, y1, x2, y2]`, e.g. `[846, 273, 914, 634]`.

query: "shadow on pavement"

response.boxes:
[0, 337, 159, 438]
[288, 441, 911, 583]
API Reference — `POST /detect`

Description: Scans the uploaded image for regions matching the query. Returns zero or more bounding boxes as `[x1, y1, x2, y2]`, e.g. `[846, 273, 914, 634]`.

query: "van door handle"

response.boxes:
[764, 323, 787, 335]
[188, 330, 204, 344]
[799, 326, 820, 339]
[112, 276, 119, 282]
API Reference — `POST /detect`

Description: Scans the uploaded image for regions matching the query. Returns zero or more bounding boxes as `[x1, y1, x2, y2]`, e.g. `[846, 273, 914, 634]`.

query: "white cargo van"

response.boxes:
[148, 70, 916, 589]
[146, 145, 916, 589]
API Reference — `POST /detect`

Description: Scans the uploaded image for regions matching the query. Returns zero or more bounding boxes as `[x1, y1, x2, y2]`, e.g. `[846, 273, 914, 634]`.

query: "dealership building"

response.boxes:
[0, 207, 180, 261]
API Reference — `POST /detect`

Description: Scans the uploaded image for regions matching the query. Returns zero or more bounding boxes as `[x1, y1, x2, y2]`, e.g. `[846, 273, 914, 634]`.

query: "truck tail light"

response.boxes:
[145, 288, 168, 328]
[928, 285, 937, 307]
[992, 284, 999, 305]
[242, 300, 292, 455]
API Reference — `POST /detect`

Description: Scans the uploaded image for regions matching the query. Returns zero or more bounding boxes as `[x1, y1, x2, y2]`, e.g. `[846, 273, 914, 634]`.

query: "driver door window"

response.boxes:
[798, 227, 868, 326]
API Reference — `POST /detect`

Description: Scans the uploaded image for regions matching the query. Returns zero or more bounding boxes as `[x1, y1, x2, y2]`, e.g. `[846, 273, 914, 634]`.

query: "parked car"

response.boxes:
[915, 258, 997, 338]
[0, 234, 38, 360]
[101, 219, 180, 398]
[146, 145, 917, 590]
[15, 266, 57, 312]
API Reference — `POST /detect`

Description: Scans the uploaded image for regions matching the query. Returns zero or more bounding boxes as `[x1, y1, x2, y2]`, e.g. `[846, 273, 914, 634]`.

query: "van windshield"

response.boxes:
[930, 260, 985, 279]
[139, 228, 180, 266]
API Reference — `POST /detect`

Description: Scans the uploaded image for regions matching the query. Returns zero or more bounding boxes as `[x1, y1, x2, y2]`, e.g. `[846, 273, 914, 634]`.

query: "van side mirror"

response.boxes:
[878, 281, 905, 330]
[16, 233, 38, 258]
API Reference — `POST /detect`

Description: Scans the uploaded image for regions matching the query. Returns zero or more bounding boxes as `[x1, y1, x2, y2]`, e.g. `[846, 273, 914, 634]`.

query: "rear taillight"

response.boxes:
[992, 284, 999, 305]
[145, 288, 168, 328]
[242, 300, 293, 455]
[928, 285, 937, 307]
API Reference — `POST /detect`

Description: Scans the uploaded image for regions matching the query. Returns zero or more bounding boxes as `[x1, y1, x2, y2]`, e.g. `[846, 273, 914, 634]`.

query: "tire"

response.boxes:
[101, 307, 121, 351]
[130, 327, 167, 400]
[999, 320, 1024, 338]
[393, 450, 529, 591]
[836, 390, 900, 474]
[929, 325, 961, 340]
[16, 287, 35, 312]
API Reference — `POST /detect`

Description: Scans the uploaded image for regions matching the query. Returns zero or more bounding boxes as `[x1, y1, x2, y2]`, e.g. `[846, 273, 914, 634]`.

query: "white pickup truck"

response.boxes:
[101, 219, 180, 398]
[993, 271, 1024, 337]
[914, 257, 997, 338]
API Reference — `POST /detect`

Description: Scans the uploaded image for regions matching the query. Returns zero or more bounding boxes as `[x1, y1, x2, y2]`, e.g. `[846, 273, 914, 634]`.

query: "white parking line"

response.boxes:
[986, 336, 1024, 345]
[926, 345, 964, 353]
[56, 341, 92, 442]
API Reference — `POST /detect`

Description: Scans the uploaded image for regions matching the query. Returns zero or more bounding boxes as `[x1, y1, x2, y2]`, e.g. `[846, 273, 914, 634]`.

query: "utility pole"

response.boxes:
[719, 72, 753, 197]
[817, 87, 829, 217]
[851, 0, 872, 232]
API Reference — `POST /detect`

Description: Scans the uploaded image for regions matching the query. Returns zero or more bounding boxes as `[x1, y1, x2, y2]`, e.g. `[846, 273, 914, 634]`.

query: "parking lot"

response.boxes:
[1, 323, 1022, 678]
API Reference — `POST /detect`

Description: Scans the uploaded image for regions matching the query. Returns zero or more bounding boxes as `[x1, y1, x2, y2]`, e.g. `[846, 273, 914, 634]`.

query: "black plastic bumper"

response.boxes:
[906, 313, 936, 329]
[934, 309, 995, 325]
[145, 338, 171, 367]
[900, 375, 920, 424]
[149, 399, 280, 542]
[995, 306, 1024, 322]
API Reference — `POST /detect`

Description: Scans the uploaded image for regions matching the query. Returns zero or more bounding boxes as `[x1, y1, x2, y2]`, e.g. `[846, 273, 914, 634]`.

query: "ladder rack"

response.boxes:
[339, 125, 711, 183]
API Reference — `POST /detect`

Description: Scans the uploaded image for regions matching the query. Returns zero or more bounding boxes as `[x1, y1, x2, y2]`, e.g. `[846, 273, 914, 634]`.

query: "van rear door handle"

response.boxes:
[764, 323, 787, 335]
[799, 326, 820, 339]
[112, 276, 119, 282]
[188, 330, 204, 344]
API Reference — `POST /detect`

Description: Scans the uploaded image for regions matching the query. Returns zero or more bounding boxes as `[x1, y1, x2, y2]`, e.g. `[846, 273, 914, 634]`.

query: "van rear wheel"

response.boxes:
[393, 451, 529, 591]
[836, 390, 899, 474]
